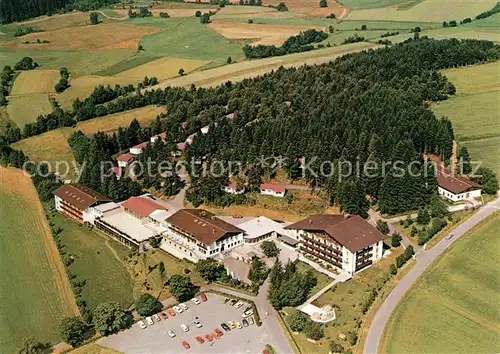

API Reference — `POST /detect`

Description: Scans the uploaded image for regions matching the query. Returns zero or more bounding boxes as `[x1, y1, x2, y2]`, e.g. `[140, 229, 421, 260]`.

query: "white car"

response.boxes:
[242, 310, 253, 318]
[146, 317, 154, 325]
[179, 303, 189, 311]
[191, 298, 201, 305]
[138, 320, 147, 329]
[168, 330, 176, 338]
[193, 319, 202, 328]
[234, 301, 244, 309]
[173, 305, 183, 313]
[445, 233, 454, 240]
[152, 314, 161, 322]
[181, 324, 189, 332]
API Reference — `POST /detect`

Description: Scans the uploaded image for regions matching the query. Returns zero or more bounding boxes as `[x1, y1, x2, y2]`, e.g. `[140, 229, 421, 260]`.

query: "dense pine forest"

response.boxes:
[1, 38, 499, 215]
[0, 0, 117, 24]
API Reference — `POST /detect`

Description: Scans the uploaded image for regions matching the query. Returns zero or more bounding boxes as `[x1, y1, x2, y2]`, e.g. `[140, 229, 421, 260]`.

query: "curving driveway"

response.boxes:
[363, 198, 500, 353]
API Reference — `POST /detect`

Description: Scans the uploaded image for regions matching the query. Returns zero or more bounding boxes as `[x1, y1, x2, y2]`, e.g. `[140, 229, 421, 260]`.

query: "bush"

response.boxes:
[260, 240, 280, 257]
[319, 0, 327, 7]
[304, 322, 324, 340]
[376, 220, 389, 235]
[391, 233, 402, 247]
[195, 10, 202, 17]
[159, 12, 170, 18]
[361, 24, 367, 30]
[248, 18, 254, 23]
[326, 13, 336, 19]
[286, 310, 309, 332]
[330, 341, 344, 353]
[347, 331, 358, 345]
[389, 263, 397, 275]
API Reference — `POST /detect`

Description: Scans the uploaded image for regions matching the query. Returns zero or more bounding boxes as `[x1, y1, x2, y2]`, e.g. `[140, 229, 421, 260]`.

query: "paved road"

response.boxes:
[363, 198, 500, 354]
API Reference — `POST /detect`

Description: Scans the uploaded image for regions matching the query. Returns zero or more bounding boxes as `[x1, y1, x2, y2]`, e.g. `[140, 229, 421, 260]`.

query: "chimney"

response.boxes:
[200, 210, 206, 217]
[308, 219, 313, 224]
[344, 214, 350, 220]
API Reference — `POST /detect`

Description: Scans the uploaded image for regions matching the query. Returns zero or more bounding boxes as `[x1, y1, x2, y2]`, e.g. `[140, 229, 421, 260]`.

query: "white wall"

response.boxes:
[260, 189, 285, 197]
[439, 187, 481, 202]
[118, 160, 129, 168]
[55, 195, 63, 211]
[130, 147, 142, 155]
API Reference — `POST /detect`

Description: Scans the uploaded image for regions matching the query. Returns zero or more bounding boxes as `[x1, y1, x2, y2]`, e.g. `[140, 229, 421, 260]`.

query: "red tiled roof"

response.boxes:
[227, 182, 236, 190]
[131, 142, 149, 150]
[177, 142, 187, 151]
[286, 214, 384, 253]
[153, 132, 167, 139]
[54, 184, 111, 210]
[436, 167, 481, 194]
[122, 196, 167, 218]
[112, 167, 122, 176]
[116, 153, 135, 162]
[225, 113, 235, 120]
[260, 183, 286, 193]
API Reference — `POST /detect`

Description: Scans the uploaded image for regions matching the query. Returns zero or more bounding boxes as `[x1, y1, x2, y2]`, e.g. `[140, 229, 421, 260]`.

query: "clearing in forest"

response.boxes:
[381, 212, 500, 353]
[347, 0, 499, 22]
[116, 57, 209, 80]
[0, 167, 79, 353]
[11, 69, 60, 95]
[3, 23, 159, 51]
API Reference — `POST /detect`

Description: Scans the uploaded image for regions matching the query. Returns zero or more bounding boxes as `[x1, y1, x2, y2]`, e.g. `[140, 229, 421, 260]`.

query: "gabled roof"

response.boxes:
[260, 183, 286, 193]
[166, 209, 244, 246]
[122, 196, 167, 218]
[176, 142, 187, 151]
[436, 167, 481, 194]
[286, 214, 384, 253]
[116, 153, 135, 162]
[238, 216, 287, 239]
[131, 142, 149, 150]
[112, 167, 122, 177]
[54, 184, 111, 210]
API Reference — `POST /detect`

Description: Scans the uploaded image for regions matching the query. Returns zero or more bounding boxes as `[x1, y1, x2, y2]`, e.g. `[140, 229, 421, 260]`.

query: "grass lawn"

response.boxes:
[49, 212, 134, 310]
[127, 17, 246, 66]
[381, 212, 500, 353]
[7, 93, 53, 127]
[0, 168, 78, 353]
[69, 342, 121, 354]
[432, 61, 500, 175]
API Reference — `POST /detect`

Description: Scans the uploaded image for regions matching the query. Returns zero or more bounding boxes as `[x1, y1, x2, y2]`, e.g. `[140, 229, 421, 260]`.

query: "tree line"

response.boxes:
[242, 29, 328, 59]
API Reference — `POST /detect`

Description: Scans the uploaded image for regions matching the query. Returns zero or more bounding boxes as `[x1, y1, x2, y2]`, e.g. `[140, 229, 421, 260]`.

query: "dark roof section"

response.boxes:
[286, 214, 384, 253]
[436, 167, 481, 194]
[54, 184, 111, 210]
[166, 209, 244, 246]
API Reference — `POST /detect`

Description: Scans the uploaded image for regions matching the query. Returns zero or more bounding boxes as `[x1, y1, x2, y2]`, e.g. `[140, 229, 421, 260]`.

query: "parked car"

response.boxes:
[205, 334, 213, 342]
[229, 299, 237, 306]
[138, 320, 147, 329]
[146, 317, 154, 326]
[180, 303, 189, 311]
[168, 330, 176, 338]
[200, 293, 207, 302]
[248, 317, 254, 325]
[181, 324, 189, 332]
[196, 336, 204, 344]
[182, 341, 190, 349]
[234, 301, 244, 309]
[191, 298, 201, 305]
[228, 321, 236, 329]
[173, 306, 183, 313]
[445, 233, 454, 240]
[194, 319, 202, 328]
[152, 314, 161, 322]
[242, 310, 253, 318]
[235, 322, 242, 329]
[242, 319, 249, 327]
[221, 323, 230, 331]
[160, 312, 168, 319]
[168, 309, 176, 317]
[214, 328, 223, 337]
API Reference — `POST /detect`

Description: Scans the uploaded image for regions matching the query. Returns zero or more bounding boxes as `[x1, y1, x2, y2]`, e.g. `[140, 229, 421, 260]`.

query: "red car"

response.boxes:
[168, 309, 176, 317]
[182, 341, 190, 350]
[214, 328, 223, 337]
[205, 334, 213, 342]
[200, 293, 207, 302]
[195, 336, 205, 344]
[160, 312, 168, 319]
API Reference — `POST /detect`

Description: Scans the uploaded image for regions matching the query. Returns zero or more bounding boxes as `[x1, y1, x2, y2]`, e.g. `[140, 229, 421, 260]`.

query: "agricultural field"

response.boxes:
[381, 212, 500, 353]
[346, 0, 499, 22]
[115, 57, 209, 80]
[7, 93, 53, 127]
[0, 168, 78, 353]
[338, 0, 422, 10]
[11, 69, 60, 94]
[432, 61, 500, 175]
[49, 212, 134, 310]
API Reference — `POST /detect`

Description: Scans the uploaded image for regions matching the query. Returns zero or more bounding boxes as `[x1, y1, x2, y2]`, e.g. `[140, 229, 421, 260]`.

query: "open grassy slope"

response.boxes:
[7, 93, 53, 127]
[432, 61, 500, 175]
[0, 168, 78, 353]
[381, 212, 500, 353]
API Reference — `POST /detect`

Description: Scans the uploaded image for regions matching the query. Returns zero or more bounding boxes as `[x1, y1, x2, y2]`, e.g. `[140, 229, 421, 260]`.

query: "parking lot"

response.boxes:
[99, 294, 268, 353]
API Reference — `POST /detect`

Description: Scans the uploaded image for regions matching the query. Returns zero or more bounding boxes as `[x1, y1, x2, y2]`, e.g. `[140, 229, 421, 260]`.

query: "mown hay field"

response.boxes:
[381, 212, 500, 353]
[347, 0, 499, 22]
[11, 70, 60, 95]
[50, 212, 134, 309]
[0, 168, 79, 353]
[432, 61, 500, 175]
[116, 57, 209, 80]
[2, 23, 159, 52]
[7, 93, 53, 127]
[265, 0, 347, 17]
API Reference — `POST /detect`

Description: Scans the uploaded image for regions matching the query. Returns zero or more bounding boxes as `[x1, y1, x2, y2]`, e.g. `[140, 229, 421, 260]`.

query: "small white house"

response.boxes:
[259, 183, 286, 197]
[186, 133, 196, 145]
[436, 168, 482, 202]
[116, 153, 135, 168]
[150, 132, 167, 143]
[224, 183, 245, 195]
[130, 142, 149, 155]
[201, 125, 210, 135]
